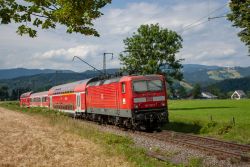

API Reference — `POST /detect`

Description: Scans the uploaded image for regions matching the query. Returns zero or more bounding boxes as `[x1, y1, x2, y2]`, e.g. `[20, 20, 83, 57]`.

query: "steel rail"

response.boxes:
[73, 118, 250, 162]
[138, 130, 250, 162]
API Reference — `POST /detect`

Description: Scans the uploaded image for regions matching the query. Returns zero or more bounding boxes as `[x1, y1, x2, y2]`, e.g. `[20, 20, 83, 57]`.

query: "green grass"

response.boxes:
[164, 99, 250, 144]
[0, 101, 177, 167]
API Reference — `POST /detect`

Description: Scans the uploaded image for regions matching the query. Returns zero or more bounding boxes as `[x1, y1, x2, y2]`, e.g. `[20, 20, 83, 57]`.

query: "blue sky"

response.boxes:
[0, 0, 249, 72]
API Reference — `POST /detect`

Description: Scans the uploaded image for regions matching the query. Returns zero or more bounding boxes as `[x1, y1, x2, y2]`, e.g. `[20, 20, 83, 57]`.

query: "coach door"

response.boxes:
[76, 93, 81, 112]
[50, 96, 52, 109]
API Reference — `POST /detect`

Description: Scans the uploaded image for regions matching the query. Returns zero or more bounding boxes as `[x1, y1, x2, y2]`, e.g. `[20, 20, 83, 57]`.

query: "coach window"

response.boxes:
[122, 82, 126, 93]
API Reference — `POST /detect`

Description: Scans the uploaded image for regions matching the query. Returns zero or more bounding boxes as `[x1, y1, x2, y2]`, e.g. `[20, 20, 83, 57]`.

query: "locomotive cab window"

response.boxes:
[148, 80, 162, 91]
[122, 83, 126, 93]
[133, 80, 163, 92]
[133, 81, 147, 92]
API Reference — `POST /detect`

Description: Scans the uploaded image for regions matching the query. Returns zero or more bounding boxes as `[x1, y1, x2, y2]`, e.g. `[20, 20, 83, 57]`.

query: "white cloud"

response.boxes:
[34, 45, 101, 61]
[28, 45, 105, 71]
[0, 0, 249, 71]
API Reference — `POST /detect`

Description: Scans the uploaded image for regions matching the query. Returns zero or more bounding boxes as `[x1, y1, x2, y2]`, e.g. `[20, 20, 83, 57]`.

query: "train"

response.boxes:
[20, 74, 169, 130]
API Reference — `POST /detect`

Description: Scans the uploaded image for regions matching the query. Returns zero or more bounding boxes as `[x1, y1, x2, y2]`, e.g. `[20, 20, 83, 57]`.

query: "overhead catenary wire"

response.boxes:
[119, 1, 229, 40]
[177, 2, 228, 33]
[111, 1, 230, 57]
[178, 20, 210, 33]
[72, 56, 105, 75]
[179, 10, 229, 33]
[179, 15, 228, 33]
[208, 11, 229, 20]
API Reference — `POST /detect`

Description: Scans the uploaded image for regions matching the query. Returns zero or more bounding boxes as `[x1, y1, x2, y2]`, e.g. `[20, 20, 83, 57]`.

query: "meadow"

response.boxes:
[1, 100, 249, 166]
[0, 102, 175, 167]
[164, 99, 250, 144]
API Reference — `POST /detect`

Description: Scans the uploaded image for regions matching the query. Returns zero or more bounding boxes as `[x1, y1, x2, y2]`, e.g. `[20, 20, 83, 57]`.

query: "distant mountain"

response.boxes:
[182, 64, 250, 86]
[206, 77, 250, 93]
[0, 68, 119, 92]
[183, 64, 220, 73]
[0, 64, 249, 93]
[0, 68, 75, 80]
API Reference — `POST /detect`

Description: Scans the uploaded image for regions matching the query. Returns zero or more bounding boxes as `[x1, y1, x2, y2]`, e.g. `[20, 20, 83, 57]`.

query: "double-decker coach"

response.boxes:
[30, 91, 49, 107]
[20, 91, 32, 107]
[48, 78, 96, 116]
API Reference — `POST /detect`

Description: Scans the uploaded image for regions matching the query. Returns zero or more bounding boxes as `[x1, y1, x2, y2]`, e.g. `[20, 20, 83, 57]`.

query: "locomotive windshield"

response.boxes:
[133, 79, 163, 92]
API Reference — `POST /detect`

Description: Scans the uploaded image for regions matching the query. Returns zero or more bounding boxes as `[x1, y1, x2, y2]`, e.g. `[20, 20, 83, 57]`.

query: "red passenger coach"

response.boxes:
[30, 91, 49, 107]
[48, 78, 96, 115]
[20, 91, 32, 107]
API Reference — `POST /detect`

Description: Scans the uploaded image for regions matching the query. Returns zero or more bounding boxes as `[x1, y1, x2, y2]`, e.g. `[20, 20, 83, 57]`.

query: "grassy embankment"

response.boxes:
[0, 102, 177, 167]
[164, 99, 250, 144]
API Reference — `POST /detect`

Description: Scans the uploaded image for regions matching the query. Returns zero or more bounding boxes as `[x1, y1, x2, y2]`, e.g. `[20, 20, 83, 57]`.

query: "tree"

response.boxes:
[227, 0, 250, 55]
[119, 24, 183, 85]
[192, 84, 201, 99]
[177, 86, 187, 99]
[0, 0, 111, 37]
[0, 86, 9, 101]
[10, 87, 31, 100]
[246, 91, 250, 98]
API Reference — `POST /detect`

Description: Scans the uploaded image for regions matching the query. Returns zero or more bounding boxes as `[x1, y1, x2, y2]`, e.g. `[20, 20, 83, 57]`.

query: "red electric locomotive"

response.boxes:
[20, 91, 32, 107]
[86, 75, 168, 130]
[20, 74, 168, 130]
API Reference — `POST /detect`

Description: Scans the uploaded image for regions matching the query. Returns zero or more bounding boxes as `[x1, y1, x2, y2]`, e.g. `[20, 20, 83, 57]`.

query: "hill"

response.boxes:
[206, 77, 250, 93]
[1, 65, 250, 85]
[0, 68, 74, 80]
[0, 68, 119, 92]
[182, 64, 250, 86]
[0, 64, 250, 99]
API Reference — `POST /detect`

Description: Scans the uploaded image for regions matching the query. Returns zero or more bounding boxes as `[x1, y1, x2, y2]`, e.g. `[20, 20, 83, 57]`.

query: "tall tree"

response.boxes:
[0, 0, 111, 37]
[192, 84, 201, 99]
[227, 0, 250, 55]
[0, 86, 9, 101]
[177, 86, 187, 99]
[119, 24, 183, 85]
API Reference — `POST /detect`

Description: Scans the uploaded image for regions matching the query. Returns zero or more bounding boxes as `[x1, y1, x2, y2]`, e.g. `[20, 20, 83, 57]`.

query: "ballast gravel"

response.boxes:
[92, 123, 250, 167]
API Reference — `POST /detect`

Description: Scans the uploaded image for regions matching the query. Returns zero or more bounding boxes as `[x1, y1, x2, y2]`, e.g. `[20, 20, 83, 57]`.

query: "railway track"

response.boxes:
[137, 130, 250, 162]
[77, 119, 250, 162]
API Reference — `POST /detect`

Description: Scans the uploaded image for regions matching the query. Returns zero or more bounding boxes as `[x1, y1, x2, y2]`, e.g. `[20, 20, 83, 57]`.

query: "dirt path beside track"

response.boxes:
[0, 107, 131, 167]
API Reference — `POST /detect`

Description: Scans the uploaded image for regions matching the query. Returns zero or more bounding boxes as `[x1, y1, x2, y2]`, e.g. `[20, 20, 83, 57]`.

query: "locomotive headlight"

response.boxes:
[134, 104, 138, 109]
[161, 102, 165, 106]
[161, 112, 166, 116]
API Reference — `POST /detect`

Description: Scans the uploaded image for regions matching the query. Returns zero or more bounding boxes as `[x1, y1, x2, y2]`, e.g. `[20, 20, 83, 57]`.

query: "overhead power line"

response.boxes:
[72, 56, 105, 75]
[179, 12, 228, 34]
[179, 20, 209, 33]
[177, 2, 228, 33]
[208, 11, 228, 20]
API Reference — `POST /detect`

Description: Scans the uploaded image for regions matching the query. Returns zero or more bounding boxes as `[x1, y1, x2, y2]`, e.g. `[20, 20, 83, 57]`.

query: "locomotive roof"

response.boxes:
[120, 74, 164, 82]
[48, 78, 95, 95]
[88, 77, 122, 86]
[87, 75, 164, 86]
[20, 91, 32, 98]
[30, 91, 48, 98]
[48, 75, 164, 95]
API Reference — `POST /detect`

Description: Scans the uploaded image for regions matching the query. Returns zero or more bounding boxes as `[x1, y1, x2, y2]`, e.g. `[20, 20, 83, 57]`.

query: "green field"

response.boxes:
[0, 102, 176, 167]
[164, 99, 250, 144]
[1, 99, 250, 145]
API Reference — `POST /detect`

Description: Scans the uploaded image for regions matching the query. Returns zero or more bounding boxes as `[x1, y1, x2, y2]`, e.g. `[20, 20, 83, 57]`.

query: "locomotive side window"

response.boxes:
[122, 83, 126, 93]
